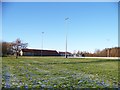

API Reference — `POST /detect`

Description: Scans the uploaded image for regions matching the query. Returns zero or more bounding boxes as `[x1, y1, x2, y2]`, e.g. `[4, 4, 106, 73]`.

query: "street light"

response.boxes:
[65, 17, 69, 58]
[106, 39, 110, 57]
[41, 32, 44, 56]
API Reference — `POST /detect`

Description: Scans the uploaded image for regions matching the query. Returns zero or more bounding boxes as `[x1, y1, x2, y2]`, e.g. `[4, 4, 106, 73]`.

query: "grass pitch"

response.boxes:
[2, 56, 119, 89]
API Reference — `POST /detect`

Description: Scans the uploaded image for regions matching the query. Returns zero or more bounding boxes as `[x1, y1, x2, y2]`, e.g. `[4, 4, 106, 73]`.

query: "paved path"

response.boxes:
[69, 57, 120, 59]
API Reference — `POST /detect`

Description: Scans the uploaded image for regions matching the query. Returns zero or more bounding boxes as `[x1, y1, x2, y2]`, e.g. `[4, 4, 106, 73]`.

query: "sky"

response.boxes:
[2, 2, 118, 53]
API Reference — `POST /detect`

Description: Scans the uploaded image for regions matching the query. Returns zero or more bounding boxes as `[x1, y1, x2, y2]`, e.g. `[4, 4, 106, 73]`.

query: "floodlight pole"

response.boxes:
[41, 32, 44, 56]
[65, 17, 69, 58]
[106, 39, 110, 57]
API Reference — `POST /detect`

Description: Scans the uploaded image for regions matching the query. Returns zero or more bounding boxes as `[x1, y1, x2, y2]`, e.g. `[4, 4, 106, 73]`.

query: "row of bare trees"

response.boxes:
[93, 47, 120, 57]
[75, 47, 120, 57]
[1, 38, 28, 58]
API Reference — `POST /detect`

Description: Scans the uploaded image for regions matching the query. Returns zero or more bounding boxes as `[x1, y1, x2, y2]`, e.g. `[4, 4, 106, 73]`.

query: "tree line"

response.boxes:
[1, 38, 28, 58]
[1, 38, 120, 57]
[75, 47, 120, 57]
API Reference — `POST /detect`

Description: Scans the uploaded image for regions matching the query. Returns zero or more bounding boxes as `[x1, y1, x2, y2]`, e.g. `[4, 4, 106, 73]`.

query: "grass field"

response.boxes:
[2, 56, 119, 89]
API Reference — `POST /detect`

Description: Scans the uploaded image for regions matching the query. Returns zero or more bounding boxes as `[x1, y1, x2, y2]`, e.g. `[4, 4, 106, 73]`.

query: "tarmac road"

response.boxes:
[69, 56, 120, 59]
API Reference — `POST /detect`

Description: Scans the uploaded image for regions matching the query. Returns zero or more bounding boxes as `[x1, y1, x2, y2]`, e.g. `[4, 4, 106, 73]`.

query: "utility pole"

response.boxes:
[65, 17, 69, 58]
[41, 32, 44, 56]
[106, 39, 110, 57]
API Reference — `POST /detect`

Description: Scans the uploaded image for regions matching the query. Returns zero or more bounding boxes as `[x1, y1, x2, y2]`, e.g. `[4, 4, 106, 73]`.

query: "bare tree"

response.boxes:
[94, 49, 101, 57]
[1, 41, 12, 56]
[11, 38, 28, 58]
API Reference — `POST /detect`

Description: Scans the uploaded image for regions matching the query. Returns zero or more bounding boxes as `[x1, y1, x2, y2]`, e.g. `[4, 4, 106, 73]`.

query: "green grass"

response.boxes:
[2, 56, 119, 89]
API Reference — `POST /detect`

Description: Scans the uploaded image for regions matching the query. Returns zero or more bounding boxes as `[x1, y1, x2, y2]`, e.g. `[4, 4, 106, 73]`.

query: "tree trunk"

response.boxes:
[16, 52, 18, 59]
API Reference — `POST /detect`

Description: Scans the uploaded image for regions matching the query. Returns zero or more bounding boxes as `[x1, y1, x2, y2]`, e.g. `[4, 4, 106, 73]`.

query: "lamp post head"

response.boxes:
[65, 17, 69, 20]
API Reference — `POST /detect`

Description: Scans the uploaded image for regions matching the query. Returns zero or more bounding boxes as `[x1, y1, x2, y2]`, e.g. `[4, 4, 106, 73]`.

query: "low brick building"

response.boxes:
[20, 49, 60, 56]
[58, 51, 72, 56]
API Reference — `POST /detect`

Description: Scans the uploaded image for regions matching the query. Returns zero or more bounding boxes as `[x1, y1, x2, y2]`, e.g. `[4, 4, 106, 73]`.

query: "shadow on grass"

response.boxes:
[19, 59, 119, 65]
[3, 57, 119, 65]
[46, 59, 119, 65]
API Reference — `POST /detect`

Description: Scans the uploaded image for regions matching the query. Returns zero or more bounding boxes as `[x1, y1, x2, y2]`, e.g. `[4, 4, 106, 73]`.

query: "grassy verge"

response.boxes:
[2, 56, 119, 89]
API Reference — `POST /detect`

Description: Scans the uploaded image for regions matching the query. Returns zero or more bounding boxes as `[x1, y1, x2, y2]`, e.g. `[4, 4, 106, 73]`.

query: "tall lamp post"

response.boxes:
[41, 32, 44, 56]
[65, 17, 69, 58]
[106, 39, 110, 57]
